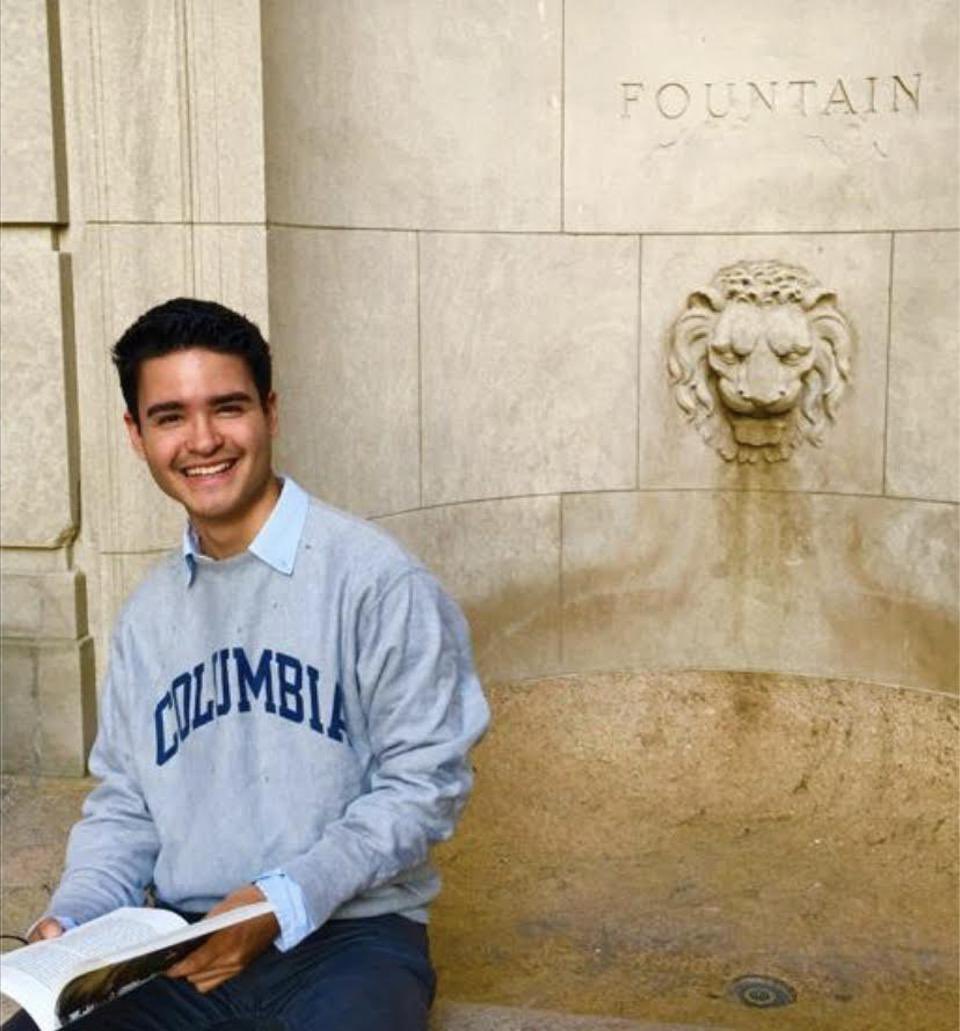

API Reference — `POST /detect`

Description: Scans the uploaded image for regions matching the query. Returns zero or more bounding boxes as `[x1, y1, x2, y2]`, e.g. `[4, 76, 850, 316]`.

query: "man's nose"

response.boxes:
[186, 414, 223, 453]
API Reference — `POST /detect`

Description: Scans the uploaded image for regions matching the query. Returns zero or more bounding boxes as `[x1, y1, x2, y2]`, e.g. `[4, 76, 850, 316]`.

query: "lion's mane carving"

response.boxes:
[667, 260, 853, 463]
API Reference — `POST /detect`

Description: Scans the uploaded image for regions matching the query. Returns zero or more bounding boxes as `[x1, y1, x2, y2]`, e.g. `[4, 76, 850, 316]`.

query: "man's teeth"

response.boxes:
[183, 461, 234, 477]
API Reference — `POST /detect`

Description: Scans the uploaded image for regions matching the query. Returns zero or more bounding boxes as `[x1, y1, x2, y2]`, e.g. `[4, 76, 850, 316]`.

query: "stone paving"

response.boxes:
[0, 775, 712, 1030]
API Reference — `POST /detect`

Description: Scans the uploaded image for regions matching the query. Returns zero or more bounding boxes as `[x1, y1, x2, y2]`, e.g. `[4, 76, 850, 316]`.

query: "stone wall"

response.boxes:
[262, 0, 959, 692]
[0, 0, 957, 774]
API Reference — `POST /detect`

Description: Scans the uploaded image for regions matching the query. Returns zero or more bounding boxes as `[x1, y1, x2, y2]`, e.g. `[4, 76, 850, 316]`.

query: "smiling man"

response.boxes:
[7, 297, 489, 1031]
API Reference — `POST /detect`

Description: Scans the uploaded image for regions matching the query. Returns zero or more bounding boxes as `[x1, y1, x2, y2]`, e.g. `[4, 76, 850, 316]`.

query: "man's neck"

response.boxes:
[192, 475, 282, 560]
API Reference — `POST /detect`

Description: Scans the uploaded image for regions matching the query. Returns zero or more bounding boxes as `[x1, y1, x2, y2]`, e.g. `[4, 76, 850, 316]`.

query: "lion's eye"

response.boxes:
[715, 351, 738, 364]
[781, 353, 804, 365]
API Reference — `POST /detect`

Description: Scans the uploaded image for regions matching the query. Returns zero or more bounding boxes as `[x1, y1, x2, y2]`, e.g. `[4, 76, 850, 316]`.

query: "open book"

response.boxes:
[0, 901, 273, 1030]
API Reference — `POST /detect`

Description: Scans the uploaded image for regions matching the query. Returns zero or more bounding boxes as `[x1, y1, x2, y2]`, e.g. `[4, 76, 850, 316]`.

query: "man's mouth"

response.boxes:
[181, 459, 238, 479]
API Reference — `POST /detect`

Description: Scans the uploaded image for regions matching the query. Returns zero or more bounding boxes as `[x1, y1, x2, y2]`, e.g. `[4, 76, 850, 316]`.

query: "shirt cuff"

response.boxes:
[254, 871, 315, 952]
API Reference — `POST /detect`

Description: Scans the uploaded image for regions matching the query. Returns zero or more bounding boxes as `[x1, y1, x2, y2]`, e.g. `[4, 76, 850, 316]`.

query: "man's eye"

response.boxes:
[217, 405, 244, 415]
[155, 414, 182, 426]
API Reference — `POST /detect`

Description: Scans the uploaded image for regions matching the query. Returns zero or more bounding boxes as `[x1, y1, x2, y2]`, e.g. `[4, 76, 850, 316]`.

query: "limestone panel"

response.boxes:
[262, 0, 561, 231]
[886, 232, 959, 502]
[561, 491, 958, 692]
[193, 226, 269, 322]
[421, 234, 638, 505]
[0, 0, 62, 222]
[0, 570, 87, 639]
[268, 228, 419, 517]
[0, 230, 76, 546]
[88, 0, 186, 221]
[0, 547, 71, 573]
[64, 0, 265, 224]
[0, 637, 95, 775]
[185, 0, 265, 222]
[379, 497, 561, 681]
[638, 234, 889, 493]
[76, 225, 268, 553]
[565, 0, 959, 232]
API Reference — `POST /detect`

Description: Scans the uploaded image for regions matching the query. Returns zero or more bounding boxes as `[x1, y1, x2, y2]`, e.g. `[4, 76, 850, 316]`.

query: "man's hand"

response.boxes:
[165, 884, 279, 994]
[27, 918, 65, 943]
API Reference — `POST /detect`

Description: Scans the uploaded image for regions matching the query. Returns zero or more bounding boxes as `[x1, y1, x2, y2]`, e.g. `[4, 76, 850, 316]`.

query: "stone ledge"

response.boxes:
[431, 1002, 721, 1029]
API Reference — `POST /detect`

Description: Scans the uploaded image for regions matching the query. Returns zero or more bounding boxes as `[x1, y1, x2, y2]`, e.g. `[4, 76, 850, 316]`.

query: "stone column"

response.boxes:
[56, 0, 270, 707]
[0, 0, 94, 775]
[1, 0, 271, 774]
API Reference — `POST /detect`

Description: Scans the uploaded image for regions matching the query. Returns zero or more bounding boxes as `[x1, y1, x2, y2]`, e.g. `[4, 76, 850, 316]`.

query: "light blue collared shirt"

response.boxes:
[182, 475, 310, 585]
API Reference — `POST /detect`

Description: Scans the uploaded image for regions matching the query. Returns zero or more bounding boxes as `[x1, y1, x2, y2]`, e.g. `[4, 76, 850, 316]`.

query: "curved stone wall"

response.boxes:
[261, 2, 958, 694]
[0, 0, 953, 795]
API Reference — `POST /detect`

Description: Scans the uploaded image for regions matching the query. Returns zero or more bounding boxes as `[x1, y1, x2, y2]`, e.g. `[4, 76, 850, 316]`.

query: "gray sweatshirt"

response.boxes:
[49, 478, 490, 932]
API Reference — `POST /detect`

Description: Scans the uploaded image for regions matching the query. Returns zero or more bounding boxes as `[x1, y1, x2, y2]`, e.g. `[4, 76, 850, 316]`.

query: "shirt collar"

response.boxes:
[181, 476, 310, 585]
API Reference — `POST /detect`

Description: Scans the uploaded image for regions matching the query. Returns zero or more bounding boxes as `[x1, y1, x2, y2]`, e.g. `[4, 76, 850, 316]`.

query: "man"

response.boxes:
[7, 297, 489, 1030]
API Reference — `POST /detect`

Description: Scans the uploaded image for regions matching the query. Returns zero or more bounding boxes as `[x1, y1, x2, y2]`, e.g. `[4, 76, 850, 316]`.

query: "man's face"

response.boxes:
[124, 348, 278, 536]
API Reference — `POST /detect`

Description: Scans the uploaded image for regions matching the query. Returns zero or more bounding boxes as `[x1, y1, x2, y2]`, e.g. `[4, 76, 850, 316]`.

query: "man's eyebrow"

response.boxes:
[144, 392, 255, 420]
[210, 392, 255, 406]
[144, 400, 184, 419]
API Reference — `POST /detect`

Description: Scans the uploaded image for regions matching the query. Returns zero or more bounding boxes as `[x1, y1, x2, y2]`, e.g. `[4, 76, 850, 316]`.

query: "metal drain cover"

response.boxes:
[729, 974, 797, 1008]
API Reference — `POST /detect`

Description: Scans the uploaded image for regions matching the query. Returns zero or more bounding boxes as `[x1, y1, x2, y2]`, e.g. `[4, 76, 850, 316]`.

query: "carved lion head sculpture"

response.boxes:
[667, 260, 854, 463]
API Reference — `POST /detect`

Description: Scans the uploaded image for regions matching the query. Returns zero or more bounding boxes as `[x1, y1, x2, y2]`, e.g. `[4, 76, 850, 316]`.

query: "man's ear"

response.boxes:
[265, 391, 278, 437]
[123, 410, 147, 460]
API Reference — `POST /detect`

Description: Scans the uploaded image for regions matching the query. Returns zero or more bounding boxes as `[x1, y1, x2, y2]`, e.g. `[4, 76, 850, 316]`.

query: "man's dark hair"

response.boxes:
[112, 297, 272, 425]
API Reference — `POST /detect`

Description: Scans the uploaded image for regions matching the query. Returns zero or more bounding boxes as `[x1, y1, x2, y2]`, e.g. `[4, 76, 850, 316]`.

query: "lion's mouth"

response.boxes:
[729, 415, 789, 447]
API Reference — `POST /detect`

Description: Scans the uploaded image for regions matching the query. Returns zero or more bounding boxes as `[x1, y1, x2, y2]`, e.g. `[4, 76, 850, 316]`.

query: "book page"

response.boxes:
[0, 909, 184, 1031]
[0, 966, 59, 1031]
[1, 902, 273, 1028]
[1, 908, 184, 991]
[56, 902, 274, 1023]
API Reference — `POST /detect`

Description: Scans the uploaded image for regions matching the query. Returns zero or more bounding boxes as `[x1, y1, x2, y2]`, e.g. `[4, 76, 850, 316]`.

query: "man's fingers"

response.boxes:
[189, 971, 232, 994]
[166, 941, 214, 979]
[28, 918, 64, 943]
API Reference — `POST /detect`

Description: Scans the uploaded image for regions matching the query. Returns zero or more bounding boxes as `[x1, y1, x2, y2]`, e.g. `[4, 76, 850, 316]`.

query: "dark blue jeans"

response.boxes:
[3, 914, 435, 1031]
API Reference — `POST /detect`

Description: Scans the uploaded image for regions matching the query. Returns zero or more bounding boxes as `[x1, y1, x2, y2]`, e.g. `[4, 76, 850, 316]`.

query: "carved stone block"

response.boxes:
[0, 229, 76, 547]
[886, 231, 960, 502]
[420, 233, 638, 505]
[668, 260, 853, 463]
[0, 0, 63, 222]
[0, 570, 87, 640]
[561, 491, 958, 693]
[638, 233, 889, 493]
[379, 496, 562, 682]
[269, 227, 420, 518]
[76, 0, 264, 222]
[262, 0, 562, 231]
[0, 637, 96, 776]
[565, 0, 959, 231]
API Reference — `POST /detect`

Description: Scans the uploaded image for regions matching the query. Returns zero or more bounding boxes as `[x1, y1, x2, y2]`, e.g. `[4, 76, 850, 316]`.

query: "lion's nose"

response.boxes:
[739, 384, 787, 405]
